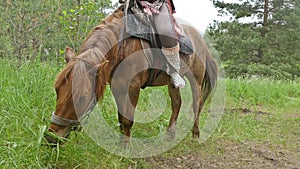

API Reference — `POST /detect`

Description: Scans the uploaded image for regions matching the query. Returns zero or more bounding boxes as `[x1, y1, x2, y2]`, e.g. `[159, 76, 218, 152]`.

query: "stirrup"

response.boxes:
[170, 72, 185, 89]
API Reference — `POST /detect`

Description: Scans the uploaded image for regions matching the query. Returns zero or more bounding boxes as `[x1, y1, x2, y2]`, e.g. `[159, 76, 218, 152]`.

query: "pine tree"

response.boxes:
[208, 0, 300, 79]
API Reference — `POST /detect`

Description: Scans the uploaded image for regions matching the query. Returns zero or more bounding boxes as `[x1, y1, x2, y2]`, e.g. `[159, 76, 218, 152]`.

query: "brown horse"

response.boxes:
[45, 5, 218, 144]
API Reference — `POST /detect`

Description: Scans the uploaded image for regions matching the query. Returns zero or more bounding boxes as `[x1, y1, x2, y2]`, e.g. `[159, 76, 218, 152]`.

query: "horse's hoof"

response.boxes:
[192, 133, 200, 140]
[165, 130, 176, 141]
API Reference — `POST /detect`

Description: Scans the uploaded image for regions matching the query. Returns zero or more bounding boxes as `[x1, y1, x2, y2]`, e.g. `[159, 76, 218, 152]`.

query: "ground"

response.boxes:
[144, 140, 300, 169]
[139, 108, 300, 169]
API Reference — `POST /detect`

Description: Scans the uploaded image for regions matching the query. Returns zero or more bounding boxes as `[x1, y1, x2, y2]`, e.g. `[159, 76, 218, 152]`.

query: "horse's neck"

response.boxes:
[78, 8, 125, 60]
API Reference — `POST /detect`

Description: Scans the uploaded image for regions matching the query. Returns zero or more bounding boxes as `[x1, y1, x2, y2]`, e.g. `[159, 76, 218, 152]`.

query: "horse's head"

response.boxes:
[45, 47, 108, 144]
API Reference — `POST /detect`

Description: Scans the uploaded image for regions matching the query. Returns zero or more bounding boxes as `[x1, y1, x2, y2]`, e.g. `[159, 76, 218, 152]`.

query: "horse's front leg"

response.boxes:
[112, 83, 141, 145]
[166, 85, 182, 139]
[117, 110, 133, 142]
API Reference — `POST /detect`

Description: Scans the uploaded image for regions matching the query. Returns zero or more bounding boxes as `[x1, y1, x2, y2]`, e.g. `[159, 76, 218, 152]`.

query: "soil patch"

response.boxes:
[224, 108, 270, 115]
[145, 140, 300, 169]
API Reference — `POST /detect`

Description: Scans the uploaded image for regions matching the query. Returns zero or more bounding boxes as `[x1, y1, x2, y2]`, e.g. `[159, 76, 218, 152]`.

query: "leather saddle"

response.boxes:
[123, 1, 194, 55]
[119, 2, 194, 88]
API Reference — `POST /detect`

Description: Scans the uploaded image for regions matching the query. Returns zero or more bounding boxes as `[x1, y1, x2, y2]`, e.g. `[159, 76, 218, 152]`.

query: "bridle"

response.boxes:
[50, 56, 103, 128]
[49, 109, 94, 139]
[51, 112, 80, 127]
[50, 97, 97, 128]
[49, 49, 108, 134]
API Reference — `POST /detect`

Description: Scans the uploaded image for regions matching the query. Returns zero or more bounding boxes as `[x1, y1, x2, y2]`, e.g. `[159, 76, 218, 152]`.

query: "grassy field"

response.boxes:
[0, 59, 299, 168]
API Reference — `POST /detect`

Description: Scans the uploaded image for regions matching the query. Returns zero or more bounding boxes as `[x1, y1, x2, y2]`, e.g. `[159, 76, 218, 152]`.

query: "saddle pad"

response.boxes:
[125, 7, 194, 55]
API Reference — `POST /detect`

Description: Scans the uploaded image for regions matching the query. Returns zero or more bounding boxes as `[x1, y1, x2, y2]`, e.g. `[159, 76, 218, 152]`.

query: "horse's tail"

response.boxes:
[201, 53, 218, 103]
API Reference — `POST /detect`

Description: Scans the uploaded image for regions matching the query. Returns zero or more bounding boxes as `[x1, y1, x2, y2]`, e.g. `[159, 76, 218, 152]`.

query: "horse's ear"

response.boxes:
[65, 46, 75, 63]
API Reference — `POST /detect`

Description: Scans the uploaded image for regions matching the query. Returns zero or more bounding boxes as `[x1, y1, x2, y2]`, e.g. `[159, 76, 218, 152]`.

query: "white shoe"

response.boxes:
[170, 72, 185, 89]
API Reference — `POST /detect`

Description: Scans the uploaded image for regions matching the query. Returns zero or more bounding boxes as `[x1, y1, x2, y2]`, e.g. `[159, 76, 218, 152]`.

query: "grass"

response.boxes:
[0, 59, 299, 168]
[226, 78, 300, 113]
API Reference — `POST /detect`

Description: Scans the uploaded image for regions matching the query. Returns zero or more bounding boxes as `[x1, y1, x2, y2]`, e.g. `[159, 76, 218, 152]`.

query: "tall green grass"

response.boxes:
[226, 78, 300, 112]
[0, 60, 56, 168]
[0, 60, 299, 168]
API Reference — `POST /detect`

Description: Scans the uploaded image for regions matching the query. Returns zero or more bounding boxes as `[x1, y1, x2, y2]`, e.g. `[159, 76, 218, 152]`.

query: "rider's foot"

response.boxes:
[170, 72, 185, 89]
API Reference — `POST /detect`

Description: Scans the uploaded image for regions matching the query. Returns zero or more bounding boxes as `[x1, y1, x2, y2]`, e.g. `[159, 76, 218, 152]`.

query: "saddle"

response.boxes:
[120, 1, 194, 88]
[124, 1, 194, 55]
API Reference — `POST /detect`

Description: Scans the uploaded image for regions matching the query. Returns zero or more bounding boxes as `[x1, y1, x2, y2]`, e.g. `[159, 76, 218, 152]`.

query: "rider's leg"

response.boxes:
[161, 44, 185, 89]
[152, 2, 185, 89]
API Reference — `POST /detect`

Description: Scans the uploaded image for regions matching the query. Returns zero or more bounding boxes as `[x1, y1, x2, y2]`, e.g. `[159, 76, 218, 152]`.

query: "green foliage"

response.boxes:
[208, 0, 300, 79]
[226, 78, 300, 111]
[58, 1, 111, 50]
[0, 0, 113, 63]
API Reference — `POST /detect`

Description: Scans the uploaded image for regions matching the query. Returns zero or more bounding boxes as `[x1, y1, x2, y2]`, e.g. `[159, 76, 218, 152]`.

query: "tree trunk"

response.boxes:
[258, 0, 269, 59]
[261, 0, 269, 38]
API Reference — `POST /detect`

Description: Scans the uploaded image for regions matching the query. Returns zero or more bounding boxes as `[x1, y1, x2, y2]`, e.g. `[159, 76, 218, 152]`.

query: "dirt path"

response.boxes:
[145, 139, 300, 168]
[144, 108, 300, 169]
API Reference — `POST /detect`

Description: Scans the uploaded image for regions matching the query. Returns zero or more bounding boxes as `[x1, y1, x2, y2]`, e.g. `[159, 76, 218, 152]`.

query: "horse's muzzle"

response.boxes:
[45, 135, 60, 145]
[44, 127, 71, 146]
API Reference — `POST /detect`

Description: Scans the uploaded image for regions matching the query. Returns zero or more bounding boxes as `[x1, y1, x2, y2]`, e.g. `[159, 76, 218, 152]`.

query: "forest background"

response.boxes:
[1, 0, 299, 80]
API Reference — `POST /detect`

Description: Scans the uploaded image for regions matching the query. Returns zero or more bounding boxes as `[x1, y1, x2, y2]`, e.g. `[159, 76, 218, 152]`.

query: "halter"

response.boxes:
[51, 112, 80, 126]
[49, 112, 81, 139]
[51, 98, 96, 127]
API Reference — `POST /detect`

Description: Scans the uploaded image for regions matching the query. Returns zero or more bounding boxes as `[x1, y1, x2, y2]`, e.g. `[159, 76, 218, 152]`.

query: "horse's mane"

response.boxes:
[54, 5, 125, 114]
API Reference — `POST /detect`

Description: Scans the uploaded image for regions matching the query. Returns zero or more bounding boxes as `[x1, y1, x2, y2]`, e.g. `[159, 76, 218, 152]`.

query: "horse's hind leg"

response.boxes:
[186, 71, 205, 139]
[166, 85, 181, 139]
[192, 87, 204, 139]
